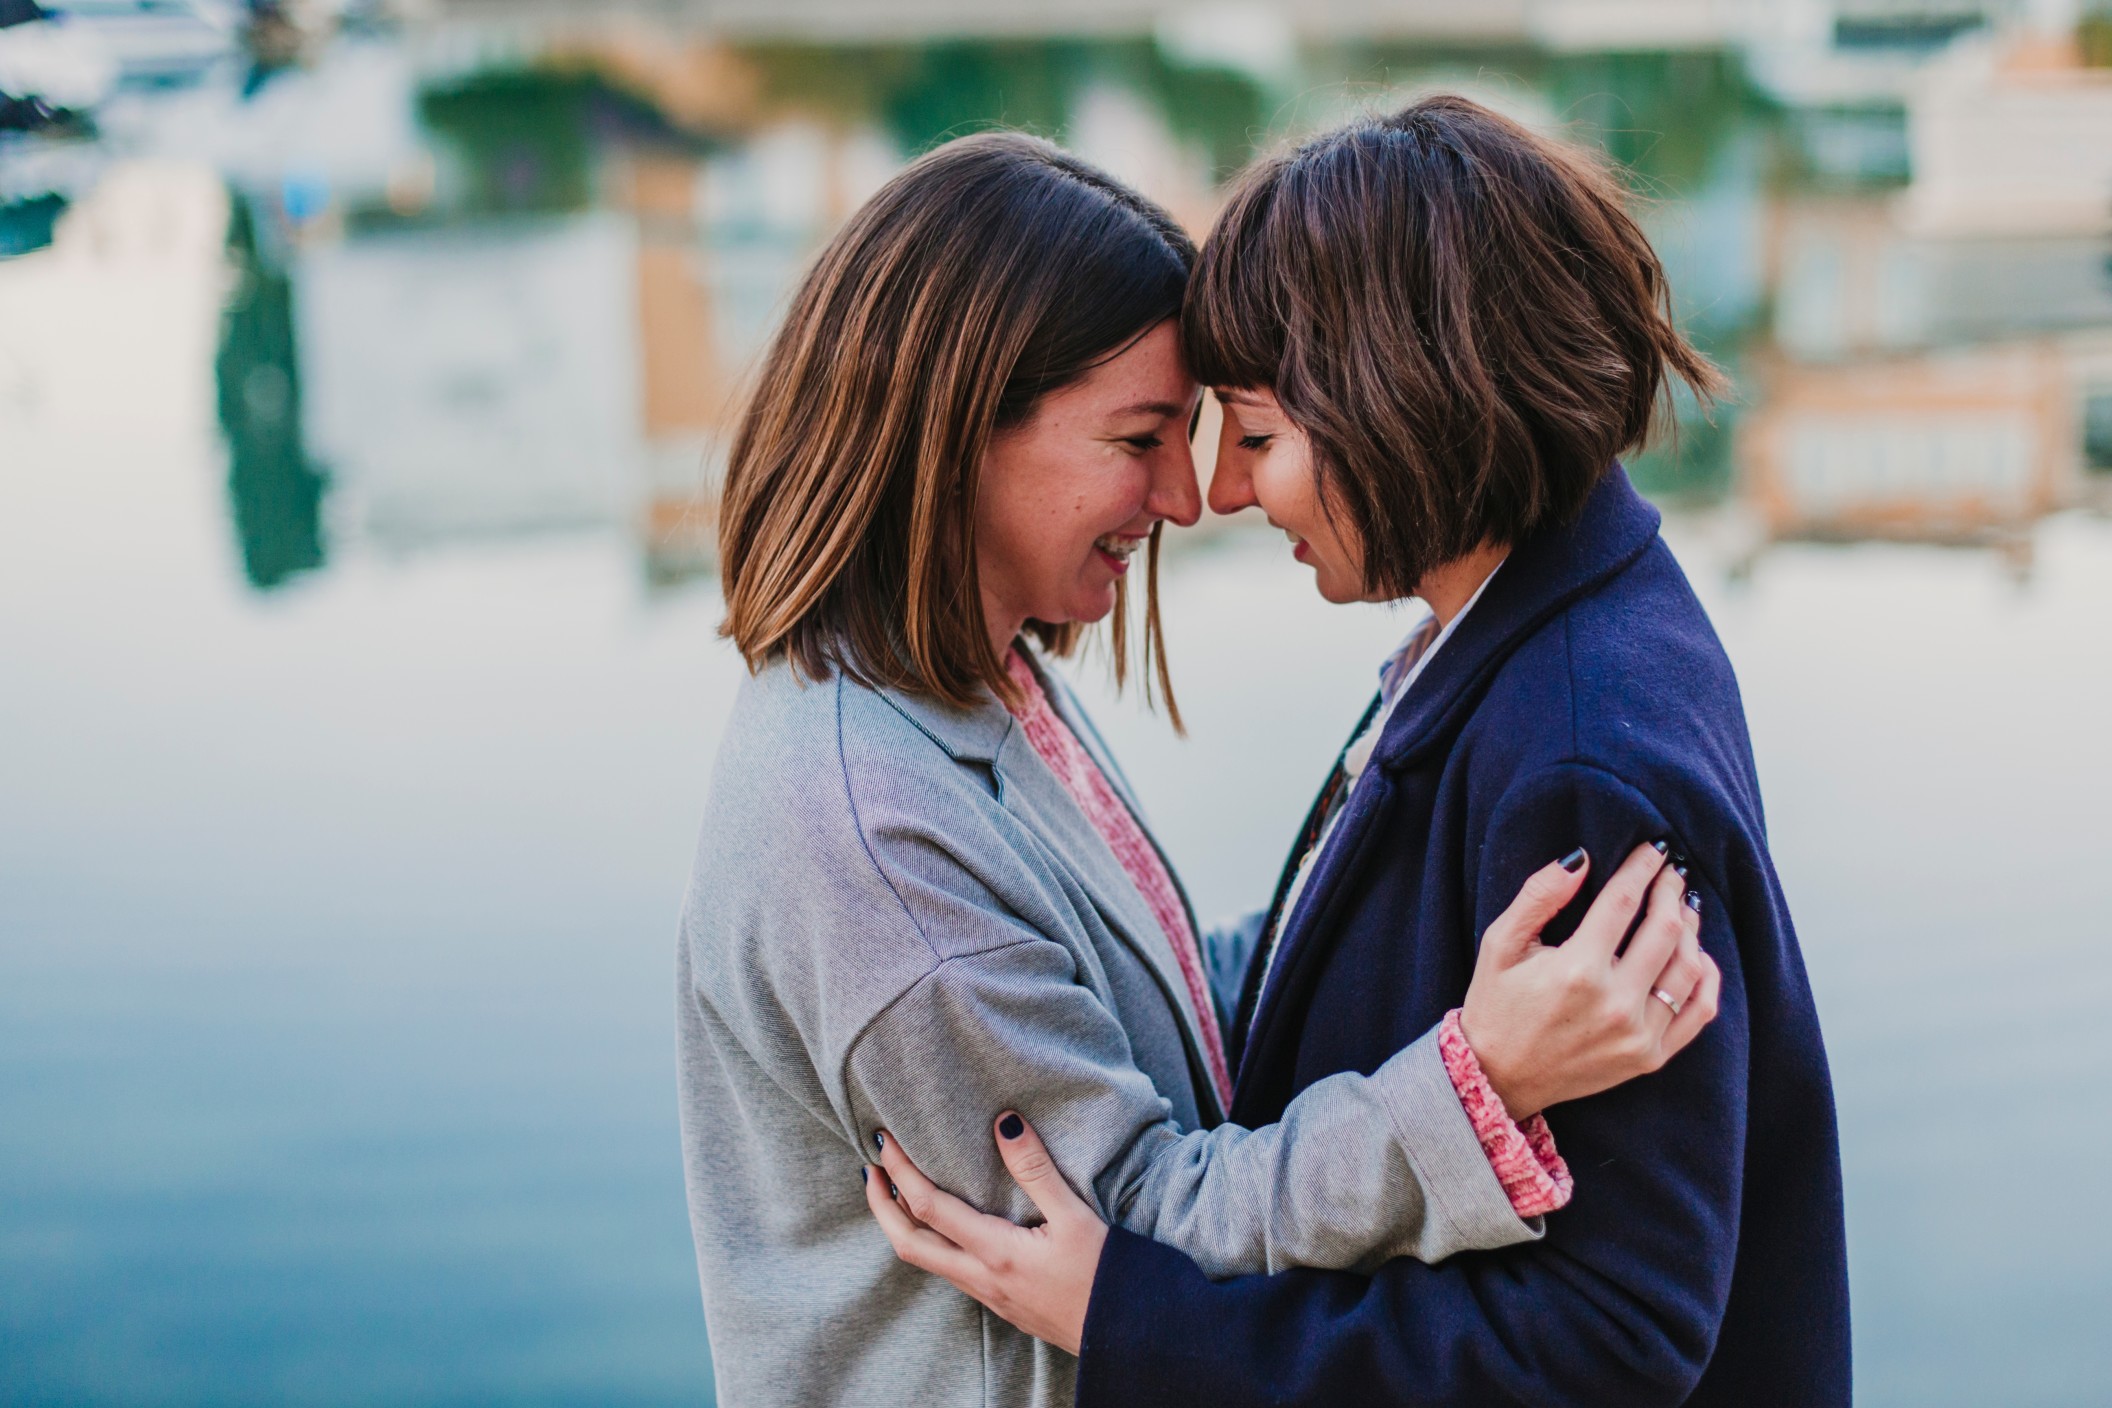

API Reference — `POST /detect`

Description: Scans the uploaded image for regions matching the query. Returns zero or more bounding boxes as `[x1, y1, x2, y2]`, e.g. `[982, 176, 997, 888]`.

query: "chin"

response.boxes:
[1034, 590, 1116, 631]
[1312, 570, 1363, 605]
[1072, 592, 1119, 624]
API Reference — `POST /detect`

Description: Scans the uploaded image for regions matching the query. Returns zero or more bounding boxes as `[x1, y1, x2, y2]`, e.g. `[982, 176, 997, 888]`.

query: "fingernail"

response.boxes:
[1559, 847, 1587, 873]
[889, 1181, 899, 1198]
[1651, 838, 1669, 854]
[873, 1130, 885, 1153]
[1685, 890, 1703, 913]
[860, 1166, 868, 1185]
[999, 1113, 1025, 1140]
[1674, 862, 1689, 879]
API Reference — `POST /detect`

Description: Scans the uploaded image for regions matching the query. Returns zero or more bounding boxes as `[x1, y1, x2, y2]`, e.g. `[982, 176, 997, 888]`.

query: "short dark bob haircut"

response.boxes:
[1184, 94, 1725, 598]
[719, 132, 1194, 719]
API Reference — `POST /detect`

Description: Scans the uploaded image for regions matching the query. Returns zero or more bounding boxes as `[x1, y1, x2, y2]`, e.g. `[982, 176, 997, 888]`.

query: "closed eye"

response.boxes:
[1123, 435, 1165, 453]
[1237, 434, 1273, 451]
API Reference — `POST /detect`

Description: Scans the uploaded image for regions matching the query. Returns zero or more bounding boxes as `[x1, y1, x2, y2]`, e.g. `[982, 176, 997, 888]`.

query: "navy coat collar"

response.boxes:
[1235, 465, 1662, 1092]
[1373, 464, 1663, 773]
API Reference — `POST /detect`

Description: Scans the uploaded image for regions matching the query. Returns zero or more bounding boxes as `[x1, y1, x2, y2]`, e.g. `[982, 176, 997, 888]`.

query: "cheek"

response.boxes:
[1252, 453, 1320, 536]
[983, 456, 1138, 606]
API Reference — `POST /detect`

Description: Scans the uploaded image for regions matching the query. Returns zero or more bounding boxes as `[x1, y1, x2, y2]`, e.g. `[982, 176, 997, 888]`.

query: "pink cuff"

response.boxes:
[1438, 1008, 1574, 1219]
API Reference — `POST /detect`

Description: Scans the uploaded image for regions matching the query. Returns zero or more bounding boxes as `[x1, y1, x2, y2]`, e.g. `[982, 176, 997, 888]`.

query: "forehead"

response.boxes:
[1215, 386, 1285, 414]
[1060, 321, 1197, 412]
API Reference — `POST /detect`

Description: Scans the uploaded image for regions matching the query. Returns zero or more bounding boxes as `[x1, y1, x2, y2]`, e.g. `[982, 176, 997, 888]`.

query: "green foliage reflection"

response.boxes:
[217, 196, 327, 591]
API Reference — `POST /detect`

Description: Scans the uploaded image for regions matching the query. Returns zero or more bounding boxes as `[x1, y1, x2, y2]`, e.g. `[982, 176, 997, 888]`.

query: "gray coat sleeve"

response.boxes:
[842, 938, 1539, 1280]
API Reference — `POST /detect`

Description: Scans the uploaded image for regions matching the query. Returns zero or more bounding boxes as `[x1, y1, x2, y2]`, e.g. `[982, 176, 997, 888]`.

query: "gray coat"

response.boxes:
[675, 653, 1540, 1408]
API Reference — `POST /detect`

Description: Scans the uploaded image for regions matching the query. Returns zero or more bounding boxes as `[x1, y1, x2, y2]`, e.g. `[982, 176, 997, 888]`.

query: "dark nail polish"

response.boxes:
[860, 1166, 868, 1185]
[1651, 838, 1669, 854]
[1674, 863, 1689, 879]
[873, 1130, 885, 1152]
[1559, 847, 1587, 872]
[999, 1113, 1025, 1140]
[889, 1181, 898, 1198]
[1685, 890, 1703, 913]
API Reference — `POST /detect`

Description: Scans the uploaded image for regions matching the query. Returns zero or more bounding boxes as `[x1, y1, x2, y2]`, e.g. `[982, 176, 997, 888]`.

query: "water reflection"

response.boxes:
[12, 13, 2101, 580]
[219, 193, 327, 589]
[1739, 38, 2112, 562]
[5, 8, 2112, 1408]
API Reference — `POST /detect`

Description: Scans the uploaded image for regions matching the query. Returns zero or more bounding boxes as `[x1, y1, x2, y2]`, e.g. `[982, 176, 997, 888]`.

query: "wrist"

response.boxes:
[1457, 1006, 1541, 1121]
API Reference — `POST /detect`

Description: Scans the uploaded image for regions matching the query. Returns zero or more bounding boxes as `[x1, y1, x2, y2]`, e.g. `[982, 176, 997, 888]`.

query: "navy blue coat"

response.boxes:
[1076, 468, 1850, 1407]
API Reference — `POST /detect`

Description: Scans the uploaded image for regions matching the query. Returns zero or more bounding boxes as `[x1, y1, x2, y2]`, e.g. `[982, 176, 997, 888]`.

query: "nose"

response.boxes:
[1148, 436, 1203, 529]
[1207, 431, 1257, 517]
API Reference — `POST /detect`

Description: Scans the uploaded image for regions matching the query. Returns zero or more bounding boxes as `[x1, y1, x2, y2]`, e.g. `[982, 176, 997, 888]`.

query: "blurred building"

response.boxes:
[23, 0, 2112, 584]
[1899, 29, 2112, 236]
[298, 210, 647, 547]
[1740, 137, 2112, 547]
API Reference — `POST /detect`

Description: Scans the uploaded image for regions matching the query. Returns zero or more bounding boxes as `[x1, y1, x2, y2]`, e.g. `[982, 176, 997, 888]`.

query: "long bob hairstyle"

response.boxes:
[717, 132, 1195, 716]
[1184, 94, 1725, 599]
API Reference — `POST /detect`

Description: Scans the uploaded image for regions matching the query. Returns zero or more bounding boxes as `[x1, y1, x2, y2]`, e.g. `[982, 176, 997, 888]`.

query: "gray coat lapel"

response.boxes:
[877, 664, 1223, 1121]
[1017, 657, 1221, 1113]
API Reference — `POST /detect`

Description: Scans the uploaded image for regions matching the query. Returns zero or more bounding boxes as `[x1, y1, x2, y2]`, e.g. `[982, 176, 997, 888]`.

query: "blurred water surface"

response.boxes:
[4, 7, 2112, 1406]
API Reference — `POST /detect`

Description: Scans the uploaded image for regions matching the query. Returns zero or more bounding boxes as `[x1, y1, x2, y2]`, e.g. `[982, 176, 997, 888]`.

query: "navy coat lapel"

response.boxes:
[1373, 465, 1664, 773]
[1235, 466, 1664, 1098]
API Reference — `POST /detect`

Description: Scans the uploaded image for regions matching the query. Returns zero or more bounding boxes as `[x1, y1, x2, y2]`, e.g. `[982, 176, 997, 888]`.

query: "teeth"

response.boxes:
[1096, 534, 1141, 560]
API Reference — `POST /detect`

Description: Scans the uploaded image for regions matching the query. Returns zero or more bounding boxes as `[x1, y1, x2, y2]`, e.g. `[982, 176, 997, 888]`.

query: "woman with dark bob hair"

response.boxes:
[867, 101, 1849, 1407]
[679, 128, 1715, 1408]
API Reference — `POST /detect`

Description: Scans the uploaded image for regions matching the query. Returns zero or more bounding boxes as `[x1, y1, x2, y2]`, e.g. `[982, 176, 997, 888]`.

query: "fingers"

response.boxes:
[1647, 894, 1707, 1009]
[994, 1113, 1094, 1229]
[875, 1130, 1008, 1259]
[1569, 843, 1672, 962]
[863, 1162, 984, 1286]
[1616, 862, 1690, 997]
[1660, 949, 1722, 1056]
[1480, 849, 1590, 967]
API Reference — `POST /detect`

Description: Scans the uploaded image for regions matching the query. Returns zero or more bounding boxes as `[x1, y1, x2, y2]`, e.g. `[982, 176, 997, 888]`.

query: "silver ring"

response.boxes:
[1650, 988, 1682, 1017]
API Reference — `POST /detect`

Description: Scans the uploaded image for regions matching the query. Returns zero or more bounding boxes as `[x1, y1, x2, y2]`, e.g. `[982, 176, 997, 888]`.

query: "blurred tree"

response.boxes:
[418, 70, 599, 215]
[217, 194, 327, 591]
[1546, 49, 1760, 193]
[1623, 380, 1739, 502]
[885, 40, 1081, 149]
[740, 37, 1265, 179]
[1122, 44, 1268, 184]
[737, 42, 921, 129]
[2081, 10, 2112, 67]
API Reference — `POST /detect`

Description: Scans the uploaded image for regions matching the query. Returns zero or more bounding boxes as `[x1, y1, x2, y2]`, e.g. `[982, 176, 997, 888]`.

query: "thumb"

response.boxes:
[994, 1112, 1093, 1228]
[1481, 849, 1589, 967]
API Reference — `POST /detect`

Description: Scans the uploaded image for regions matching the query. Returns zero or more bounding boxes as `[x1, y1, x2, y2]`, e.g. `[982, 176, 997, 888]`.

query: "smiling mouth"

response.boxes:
[1094, 533, 1145, 567]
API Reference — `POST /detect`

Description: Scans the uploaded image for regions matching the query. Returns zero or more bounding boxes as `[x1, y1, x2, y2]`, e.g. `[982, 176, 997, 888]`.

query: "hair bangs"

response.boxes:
[1179, 167, 1288, 392]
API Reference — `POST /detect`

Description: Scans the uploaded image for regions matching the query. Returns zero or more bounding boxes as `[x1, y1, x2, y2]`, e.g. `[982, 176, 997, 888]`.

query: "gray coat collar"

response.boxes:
[873, 680, 1015, 764]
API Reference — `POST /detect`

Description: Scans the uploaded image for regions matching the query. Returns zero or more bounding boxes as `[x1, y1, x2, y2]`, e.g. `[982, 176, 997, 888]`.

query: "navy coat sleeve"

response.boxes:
[1075, 762, 1753, 1408]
